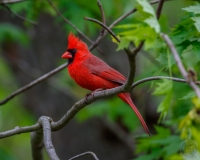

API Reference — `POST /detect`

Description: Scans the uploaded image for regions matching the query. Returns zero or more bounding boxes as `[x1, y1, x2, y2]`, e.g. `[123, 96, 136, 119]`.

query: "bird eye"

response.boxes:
[67, 49, 77, 56]
[71, 49, 76, 54]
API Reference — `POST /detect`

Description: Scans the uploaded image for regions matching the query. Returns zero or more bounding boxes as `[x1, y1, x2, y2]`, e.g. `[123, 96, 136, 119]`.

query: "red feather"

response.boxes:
[62, 33, 150, 135]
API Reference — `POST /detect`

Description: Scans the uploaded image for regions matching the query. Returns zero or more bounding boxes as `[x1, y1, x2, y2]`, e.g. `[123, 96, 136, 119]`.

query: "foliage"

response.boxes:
[115, 0, 160, 50]
[135, 126, 182, 160]
[75, 1, 200, 159]
[1, 0, 200, 159]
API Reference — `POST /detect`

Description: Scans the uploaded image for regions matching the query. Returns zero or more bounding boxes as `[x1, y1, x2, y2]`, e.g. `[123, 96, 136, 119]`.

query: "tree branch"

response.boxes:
[89, 0, 161, 51]
[1, 4, 37, 25]
[0, 76, 200, 139]
[97, 0, 106, 35]
[156, 0, 165, 19]
[84, 17, 120, 43]
[47, 0, 89, 43]
[97, 0, 106, 25]
[161, 33, 200, 98]
[47, 0, 104, 54]
[0, 123, 41, 139]
[39, 116, 60, 160]
[131, 76, 200, 89]
[31, 116, 60, 160]
[0, 0, 161, 106]
[123, 48, 137, 91]
[31, 129, 44, 160]
[122, 0, 165, 91]
[69, 151, 99, 160]
[0, 63, 68, 106]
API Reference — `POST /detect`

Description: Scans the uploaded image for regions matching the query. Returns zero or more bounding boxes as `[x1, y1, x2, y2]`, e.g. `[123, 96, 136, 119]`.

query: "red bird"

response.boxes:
[62, 33, 150, 135]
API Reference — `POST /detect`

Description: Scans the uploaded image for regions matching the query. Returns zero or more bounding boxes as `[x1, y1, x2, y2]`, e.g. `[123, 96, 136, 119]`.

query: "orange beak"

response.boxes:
[61, 51, 72, 59]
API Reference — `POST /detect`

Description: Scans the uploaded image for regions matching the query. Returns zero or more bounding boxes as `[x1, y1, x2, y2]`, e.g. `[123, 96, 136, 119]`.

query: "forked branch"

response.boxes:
[161, 33, 200, 98]
[1, 76, 200, 139]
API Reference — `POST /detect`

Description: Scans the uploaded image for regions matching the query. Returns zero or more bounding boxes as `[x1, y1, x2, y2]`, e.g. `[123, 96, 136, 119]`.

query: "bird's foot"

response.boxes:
[85, 88, 104, 102]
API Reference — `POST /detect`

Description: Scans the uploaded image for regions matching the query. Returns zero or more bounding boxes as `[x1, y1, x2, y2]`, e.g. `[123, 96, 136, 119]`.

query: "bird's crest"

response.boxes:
[67, 32, 88, 51]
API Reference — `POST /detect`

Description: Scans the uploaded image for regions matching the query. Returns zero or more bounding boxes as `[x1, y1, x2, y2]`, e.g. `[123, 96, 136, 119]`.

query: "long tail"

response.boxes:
[118, 93, 150, 136]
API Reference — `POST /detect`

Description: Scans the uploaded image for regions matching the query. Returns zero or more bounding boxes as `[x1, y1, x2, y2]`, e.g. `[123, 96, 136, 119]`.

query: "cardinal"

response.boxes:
[62, 33, 150, 135]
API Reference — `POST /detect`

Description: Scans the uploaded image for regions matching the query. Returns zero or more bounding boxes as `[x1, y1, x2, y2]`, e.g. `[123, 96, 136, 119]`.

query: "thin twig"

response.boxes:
[39, 116, 60, 160]
[0, 124, 41, 139]
[2, 4, 37, 25]
[161, 33, 200, 98]
[50, 76, 200, 131]
[0, 0, 162, 106]
[47, 0, 104, 54]
[122, 0, 165, 90]
[156, 0, 165, 19]
[63, 11, 147, 132]
[126, 0, 166, 88]
[0, 76, 200, 139]
[108, 0, 165, 93]
[127, 0, 164, 57]
[47, 0, 89, 42]
[97, 0, 106, 35]
[131, 76, 200, 89]
[0, 63, 68, 106]
[69, 151, 99, 160]
[84, 17, 120, 43]
[89, 0, 161, 51]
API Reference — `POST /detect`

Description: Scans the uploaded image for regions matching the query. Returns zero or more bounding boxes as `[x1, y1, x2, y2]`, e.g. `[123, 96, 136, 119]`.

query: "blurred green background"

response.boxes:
[0, 0, 200, 159]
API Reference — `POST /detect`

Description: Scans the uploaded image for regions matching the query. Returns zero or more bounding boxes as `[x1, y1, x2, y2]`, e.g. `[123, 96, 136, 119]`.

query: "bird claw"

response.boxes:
[85, 88, 104, 102]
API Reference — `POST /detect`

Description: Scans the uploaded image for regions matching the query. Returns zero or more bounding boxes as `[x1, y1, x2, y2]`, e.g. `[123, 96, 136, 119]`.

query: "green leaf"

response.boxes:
[154, 125, 171, 137]
[182, 3, 200, 15]
[153, 79, 173, 95]
[182, 3, 200, 32]
[155, 136, 181, 156]
[180, 91, 196, 100]
[116, 38, 130, 50]
[191, 16, 200, 32]
[136, 126, 181, 160]
[115, 0, 160, 50]
[157, 91, 172, 121]
[153, 79, 173, 121]
[135, 0, 160, 33]
[135, 147, 163, 160]
[111, 35, 120, 45]
[114, 24, 138, 29]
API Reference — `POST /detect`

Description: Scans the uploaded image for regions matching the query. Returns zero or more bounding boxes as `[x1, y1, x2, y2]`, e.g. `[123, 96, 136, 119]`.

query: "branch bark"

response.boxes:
[47, 0, 104, 54]
[0, 63, 68, 106]
[31, 129, 44, 160]
[97, 0, 106, 29]
[84, 17, 120, 43]
[0, 76, 199, 139]
[1, 4, 37, 25]
[31, 116, 60, 160]
[39, 116, 60, 160]
[161, 33, 200, 98]
[156, 0, 165, 19]
[0, 0, 161, 106]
